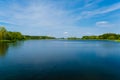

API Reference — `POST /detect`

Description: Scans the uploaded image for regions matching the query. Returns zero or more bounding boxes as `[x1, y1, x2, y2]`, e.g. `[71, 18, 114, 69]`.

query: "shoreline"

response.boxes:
[114, 40, 120, 42]
[0, 39, 120, 43]
[0, 40, 16, 43]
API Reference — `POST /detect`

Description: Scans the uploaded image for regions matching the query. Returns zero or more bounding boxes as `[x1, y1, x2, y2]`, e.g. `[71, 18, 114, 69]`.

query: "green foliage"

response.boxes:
[115, 40, 120, 42]
[82, 35, 98, 40]
[24, 35, 56, 39]
[99, 33, 119, 39]
[82, 33, 120, 40]
[0, 26, 56, 41]
[1, 26, 120, 41]
[6, 32, 25, 40]
[67, 37, 81, 40]
[0, 27, 26, 41]
[0, 27, 7, 40]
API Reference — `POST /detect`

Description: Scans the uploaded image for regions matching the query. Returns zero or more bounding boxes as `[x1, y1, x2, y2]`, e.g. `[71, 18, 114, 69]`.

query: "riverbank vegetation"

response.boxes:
[0, 26, 55, 42]
[24, 35, 55, 40]
[0, 26, 120, 42]
[114, 40, 120, 42]
[0, 27, 25, 42]
[66, 33, 120, 41]
[66, 33, 120, 42]
[81, 33, 120, 41]
[67, 37, 81, 40]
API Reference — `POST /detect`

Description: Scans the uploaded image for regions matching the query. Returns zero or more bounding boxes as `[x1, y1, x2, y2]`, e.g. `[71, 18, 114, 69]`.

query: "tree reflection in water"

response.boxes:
[0, 42, 9, 57]
[0, 41, 24, 57]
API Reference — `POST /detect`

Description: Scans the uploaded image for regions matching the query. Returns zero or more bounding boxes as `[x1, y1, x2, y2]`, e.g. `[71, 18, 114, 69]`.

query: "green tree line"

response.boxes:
[1, 26, 120, 41]
[0, 27, 25, 41]
[82, 33, 120, 40]
[24, 35, 56, 39]
[67, 37, 81, 40]
[0, 27, 55, 41]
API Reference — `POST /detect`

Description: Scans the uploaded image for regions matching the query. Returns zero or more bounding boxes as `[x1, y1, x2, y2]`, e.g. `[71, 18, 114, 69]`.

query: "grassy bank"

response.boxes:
[0, 40, 16, 43]
[114, 40, 120, 42]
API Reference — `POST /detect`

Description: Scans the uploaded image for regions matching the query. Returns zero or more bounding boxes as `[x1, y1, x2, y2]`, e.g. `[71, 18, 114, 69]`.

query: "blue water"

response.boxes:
[0, 40, 120, 80]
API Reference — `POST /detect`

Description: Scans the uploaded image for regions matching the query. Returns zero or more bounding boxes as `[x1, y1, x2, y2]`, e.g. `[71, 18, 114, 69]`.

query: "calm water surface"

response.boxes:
[0, 40, 120, 80]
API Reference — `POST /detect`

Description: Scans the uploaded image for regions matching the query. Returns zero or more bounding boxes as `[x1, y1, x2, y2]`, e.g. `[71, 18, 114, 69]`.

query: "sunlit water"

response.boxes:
[0, 40, 120, 80]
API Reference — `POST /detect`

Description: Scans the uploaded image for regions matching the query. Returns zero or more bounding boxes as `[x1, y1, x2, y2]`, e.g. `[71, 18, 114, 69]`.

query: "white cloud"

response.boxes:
[64, 32, 68, 34]
[96, 21, 108, 25]
[96, 21, 114, 27]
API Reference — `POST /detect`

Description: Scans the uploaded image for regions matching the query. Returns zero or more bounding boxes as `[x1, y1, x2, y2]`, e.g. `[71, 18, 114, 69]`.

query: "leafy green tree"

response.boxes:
[82, 36, 89, 39]
[100, 33, 119, 39]
[0, 27, 7, 40]
[67, 37, 81, 40]
[6, 32, 24, 40]
[82, 33, 120, 40]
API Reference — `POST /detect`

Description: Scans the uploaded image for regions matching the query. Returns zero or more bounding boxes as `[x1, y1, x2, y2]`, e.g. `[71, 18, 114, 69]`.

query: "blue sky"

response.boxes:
[0, 0, 120, 37]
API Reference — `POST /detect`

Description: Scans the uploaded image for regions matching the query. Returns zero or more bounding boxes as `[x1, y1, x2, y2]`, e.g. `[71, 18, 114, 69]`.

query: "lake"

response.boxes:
[0, 40, 120, 80]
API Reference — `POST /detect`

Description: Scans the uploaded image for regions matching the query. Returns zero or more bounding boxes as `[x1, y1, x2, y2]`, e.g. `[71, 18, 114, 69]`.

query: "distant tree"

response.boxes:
[100, 33, 119, 40]
[0, 26, 56, 41]
[24, 35, 55, 40]
[0, 27, 7, 40]
[82, 36, 98, 40]
[6, 32, 24, 40]
[82, 36, 89, 39]
[67, 37, 81, 40]
[107, 36, 116, 40]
